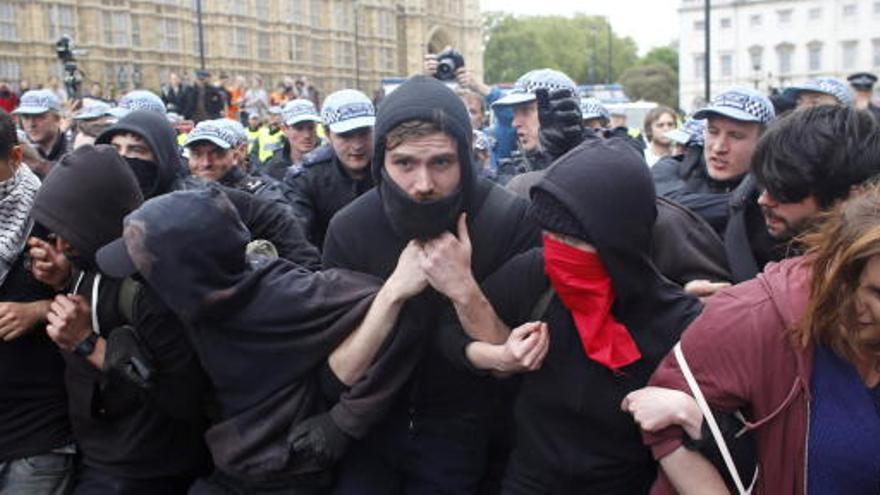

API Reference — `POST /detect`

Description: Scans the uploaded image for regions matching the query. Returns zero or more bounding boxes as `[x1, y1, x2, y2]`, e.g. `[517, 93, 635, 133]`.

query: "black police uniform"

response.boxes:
[282, 144, 374, 250]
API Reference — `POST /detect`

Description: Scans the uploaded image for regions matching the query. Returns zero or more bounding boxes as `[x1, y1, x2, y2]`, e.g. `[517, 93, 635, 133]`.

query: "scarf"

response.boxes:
[0, 165, 40, 285]
[543, 233, 641, 371]
[379, 168, 463, 241]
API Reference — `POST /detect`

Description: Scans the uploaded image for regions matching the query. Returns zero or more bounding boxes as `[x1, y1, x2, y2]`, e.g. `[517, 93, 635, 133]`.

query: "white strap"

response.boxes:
[90, 273, 101, 336]
[674, 342, 750, 495]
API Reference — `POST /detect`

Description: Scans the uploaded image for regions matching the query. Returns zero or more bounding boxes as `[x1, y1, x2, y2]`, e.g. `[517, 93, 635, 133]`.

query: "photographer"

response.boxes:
[423, 47, 517, 169]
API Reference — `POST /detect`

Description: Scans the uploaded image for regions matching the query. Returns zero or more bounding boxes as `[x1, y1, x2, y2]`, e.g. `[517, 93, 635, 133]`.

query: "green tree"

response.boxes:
[639, 46, 678, 73]
[482, 13, 638, 85]
[618, 63, 679, 108]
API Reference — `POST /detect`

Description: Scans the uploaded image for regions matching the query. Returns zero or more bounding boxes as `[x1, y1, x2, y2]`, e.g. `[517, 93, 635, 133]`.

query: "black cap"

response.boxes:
[848, 72, 877, 90]
[95, 236, 137, 278]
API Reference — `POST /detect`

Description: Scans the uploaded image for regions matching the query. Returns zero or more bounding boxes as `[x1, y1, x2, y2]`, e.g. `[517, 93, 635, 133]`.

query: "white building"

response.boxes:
[678, 0, 880, 112]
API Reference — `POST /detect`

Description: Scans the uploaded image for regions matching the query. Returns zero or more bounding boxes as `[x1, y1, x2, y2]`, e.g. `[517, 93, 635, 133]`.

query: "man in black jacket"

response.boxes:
[0, 109, 73, 494]
[184, 70, 224, 123]
[321, 75, 541, 494]
[281, 89, 377, 250]
[32, 145, 211, 494]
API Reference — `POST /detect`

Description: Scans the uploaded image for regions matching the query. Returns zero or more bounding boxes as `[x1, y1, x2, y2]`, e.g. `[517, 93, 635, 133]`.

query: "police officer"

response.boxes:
[262, 99, 322, 181]
[184, 119, 294, 211]
[250, 106, 285, 166]
[848, 72, 880, 121]
[283, 89, 376, 249]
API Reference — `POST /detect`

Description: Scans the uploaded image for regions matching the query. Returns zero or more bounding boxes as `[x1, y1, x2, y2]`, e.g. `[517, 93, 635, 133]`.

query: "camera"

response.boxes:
[434, 48, 465, 82]
[56, 36, 83, 99]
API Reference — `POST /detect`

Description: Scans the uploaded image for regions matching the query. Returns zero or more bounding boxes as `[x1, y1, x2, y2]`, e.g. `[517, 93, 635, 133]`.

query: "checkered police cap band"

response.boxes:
[681, 118, 706, 146]
[807, 78, 855, 106]
[579, 97, 610, 121]
[322, 101, 375, 126]
[119, 91, 167, 114]
[15, 90, 61, 113]
[214, 119, 248, 146]
[513, 69, 577, 95]
[187, 121, 238, 147]
[709, 90, 775, 123]
[473, 130, 495, 151]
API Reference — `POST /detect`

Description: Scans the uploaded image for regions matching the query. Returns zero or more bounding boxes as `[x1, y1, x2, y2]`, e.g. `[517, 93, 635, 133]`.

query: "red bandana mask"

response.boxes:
[542, 233, 641, 371]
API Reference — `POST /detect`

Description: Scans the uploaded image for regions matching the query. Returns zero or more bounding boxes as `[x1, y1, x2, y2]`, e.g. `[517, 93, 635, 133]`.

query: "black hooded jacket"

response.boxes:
[107, 188, 381, 483]
[652, 146, 742, 234]
[96, 111, 320, 270]
[321, 76, 540, 438]
[31, 145, 210, 479]
[479, 139, 702, 491]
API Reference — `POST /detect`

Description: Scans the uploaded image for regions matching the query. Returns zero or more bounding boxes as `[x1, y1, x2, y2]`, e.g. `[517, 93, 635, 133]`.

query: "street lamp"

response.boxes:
[196, 0, 206, 70]
[354, 0, 360, 90]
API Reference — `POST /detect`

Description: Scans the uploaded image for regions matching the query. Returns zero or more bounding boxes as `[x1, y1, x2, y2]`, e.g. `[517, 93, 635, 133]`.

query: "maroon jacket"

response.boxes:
[644, 256, 815, 494]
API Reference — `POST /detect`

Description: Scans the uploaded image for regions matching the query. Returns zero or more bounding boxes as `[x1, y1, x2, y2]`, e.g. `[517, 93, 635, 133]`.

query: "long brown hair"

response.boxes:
[797, 181, 880, 361]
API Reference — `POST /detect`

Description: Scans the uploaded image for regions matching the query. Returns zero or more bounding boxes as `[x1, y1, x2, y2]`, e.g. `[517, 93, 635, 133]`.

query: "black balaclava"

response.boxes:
[96, 110, 183, 199]
[371, 76, 474, 240]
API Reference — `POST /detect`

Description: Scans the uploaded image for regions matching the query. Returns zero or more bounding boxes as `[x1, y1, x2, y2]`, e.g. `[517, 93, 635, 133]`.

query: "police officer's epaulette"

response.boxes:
[285, 164, 305, 180]
[302, 144, 334, 167]
[242, 176, 268, 193]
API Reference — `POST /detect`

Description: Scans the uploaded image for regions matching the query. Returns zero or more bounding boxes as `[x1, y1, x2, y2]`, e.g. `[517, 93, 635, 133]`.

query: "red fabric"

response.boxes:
[0, 94, 18, 114]
[542, 233, 641, 371]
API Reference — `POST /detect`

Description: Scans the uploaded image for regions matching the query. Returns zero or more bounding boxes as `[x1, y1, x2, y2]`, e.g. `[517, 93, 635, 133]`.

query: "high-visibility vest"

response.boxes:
[256, 127, 284, 163]
[246, 128, 261, 155]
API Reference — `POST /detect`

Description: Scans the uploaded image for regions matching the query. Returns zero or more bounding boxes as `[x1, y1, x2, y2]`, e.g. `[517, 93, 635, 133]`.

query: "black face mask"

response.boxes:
[379, 168, 463, 241]
[124, 157, 160, 198]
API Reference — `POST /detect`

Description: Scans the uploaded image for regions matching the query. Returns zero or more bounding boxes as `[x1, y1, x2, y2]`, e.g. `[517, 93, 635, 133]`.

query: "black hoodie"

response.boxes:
[321, 76, 539, 439]
[478, 138, 702, 492]
[96, 110, 321, 270]
[101, 188, 381, 484]
[31, 145, 210, 480]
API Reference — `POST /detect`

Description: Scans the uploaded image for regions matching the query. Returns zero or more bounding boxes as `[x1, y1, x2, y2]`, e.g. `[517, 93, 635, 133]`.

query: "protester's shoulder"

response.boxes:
[505, 170, 544, 199]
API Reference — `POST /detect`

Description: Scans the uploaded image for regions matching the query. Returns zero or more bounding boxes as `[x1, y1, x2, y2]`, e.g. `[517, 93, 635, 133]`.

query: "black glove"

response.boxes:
[103, 325, 155, 390]
[537, 88, 585, 161]
[289, 412, 349, 468]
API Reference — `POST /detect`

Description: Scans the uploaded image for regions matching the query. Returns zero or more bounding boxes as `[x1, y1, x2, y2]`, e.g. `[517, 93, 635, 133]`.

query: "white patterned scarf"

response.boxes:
[0, 165, 40, 285]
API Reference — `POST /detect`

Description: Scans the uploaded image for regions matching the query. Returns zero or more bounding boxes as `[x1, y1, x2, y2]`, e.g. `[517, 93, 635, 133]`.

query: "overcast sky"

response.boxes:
[479, 0, 681, 55]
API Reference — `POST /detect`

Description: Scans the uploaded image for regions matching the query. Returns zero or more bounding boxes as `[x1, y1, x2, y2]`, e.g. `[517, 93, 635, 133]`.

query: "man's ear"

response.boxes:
[8, 144, 22, 171]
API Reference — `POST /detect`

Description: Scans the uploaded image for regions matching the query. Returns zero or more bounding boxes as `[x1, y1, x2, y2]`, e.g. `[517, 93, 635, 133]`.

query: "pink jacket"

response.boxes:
[645, 257, 815, 494]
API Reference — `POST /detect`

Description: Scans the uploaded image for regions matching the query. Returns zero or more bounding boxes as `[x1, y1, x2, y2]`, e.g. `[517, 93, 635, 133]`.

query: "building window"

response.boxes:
[720, 54, 732, 77]
[720, 17, 731, 29]
[807, 42, 822, 72]
[289, 0, 305, 24]
[0, 59, 20, 80]
[158, 18, 180, 51]
[749, 14, 761, 27]
[748, 45, 763, 72]
[842, 41, 858, 70]
[777, 9, 793, 25]
[0, 2, 18, 41]
[295, 35, 308, 62]
[378, 10, 391, 38]
[776, 44, 794, 74]
[383, 47, 395, 71]
[102, 12, 130, 47]
[310, 0, 322, 28]
[47, 4, 76, 40]
[694, 53, 705, 79]
[230, 0, 246, 16]
[336, 41, 353, 66]
[311, 38, 322, 65]
[874, 39, 880, 67]
[842, 3, 857, 17]
[808, 7, 822, 20]
[131, 17, 140, 46]
[258, 32, 271, 60]
[693, 20, 704, 30]
[233, 27, 249, 57]
[335, 1, 352, 31]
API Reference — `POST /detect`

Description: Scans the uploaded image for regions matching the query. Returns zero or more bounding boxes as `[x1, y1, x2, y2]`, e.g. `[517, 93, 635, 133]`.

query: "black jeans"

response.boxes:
[72, 464, 195, 495]
[502, 450, 655, 495]
[335, 408, 491, 495]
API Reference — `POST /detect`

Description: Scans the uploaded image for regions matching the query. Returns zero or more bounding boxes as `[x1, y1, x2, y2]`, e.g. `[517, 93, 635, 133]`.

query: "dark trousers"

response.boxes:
[188, 469, 328, 495]
[502, 450, 655, 495]
[334, 408, 490, 495]
[72, 464, 195, 495]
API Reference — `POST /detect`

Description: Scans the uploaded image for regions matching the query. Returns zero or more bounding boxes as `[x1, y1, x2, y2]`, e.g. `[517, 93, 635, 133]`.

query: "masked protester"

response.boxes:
[31, 145, 211, 494]
[91, 110, 319, 269]
[0, 109, 74, 494]
[313, 75, 540, 493]
[459, 138, 702, 493]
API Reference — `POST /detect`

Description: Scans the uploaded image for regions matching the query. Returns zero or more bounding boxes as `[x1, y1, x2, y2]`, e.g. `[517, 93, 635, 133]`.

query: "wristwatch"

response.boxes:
[73, 333, 99, 357]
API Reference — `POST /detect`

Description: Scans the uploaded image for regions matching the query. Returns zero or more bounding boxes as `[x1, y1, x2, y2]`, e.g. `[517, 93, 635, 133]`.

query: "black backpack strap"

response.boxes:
[117, 277, 143, 325]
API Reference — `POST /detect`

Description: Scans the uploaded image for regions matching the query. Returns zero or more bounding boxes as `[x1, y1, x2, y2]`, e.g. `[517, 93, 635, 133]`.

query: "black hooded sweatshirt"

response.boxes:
[107, 188, 381, 485]
[478, 139, 702, 493]
[31, 145, 211, 479]
[96, 111, 320, 271]
[321, 76, 540, 438]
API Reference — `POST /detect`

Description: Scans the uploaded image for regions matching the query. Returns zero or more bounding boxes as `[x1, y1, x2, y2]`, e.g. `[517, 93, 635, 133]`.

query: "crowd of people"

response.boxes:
[1, 52, 880, 495]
